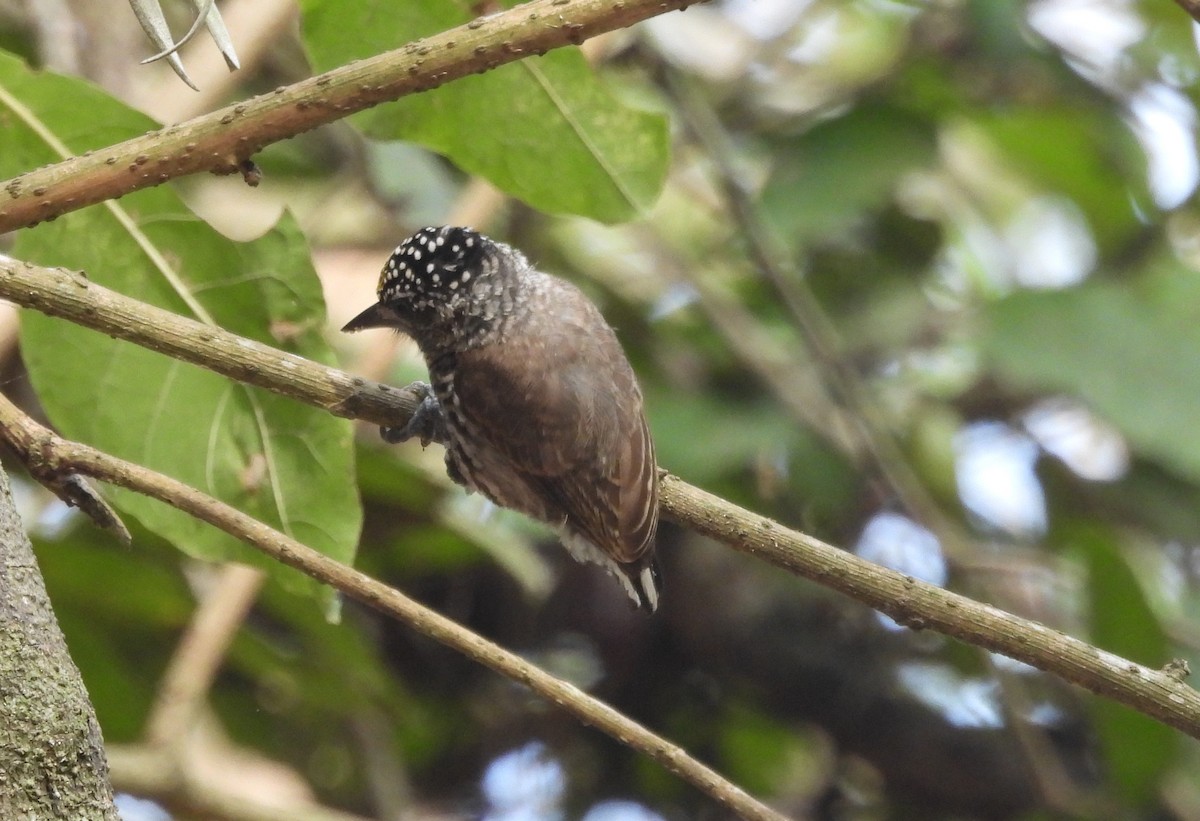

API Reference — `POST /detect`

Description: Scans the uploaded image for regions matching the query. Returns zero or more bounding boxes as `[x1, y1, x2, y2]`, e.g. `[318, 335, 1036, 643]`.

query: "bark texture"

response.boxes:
[0, 467, 118, 819]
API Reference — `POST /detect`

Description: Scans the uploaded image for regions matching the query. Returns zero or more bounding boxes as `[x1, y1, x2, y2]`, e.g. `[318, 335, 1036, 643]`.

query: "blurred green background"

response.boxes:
[3, 0, 1200, 818]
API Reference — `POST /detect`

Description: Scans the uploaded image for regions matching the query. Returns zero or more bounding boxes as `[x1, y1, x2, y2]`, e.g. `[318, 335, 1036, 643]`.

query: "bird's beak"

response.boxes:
[342, 302, 392, 333]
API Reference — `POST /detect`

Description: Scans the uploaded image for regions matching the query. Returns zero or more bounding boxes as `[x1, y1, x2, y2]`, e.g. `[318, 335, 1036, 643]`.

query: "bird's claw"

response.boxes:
[381, 382, 447, 447]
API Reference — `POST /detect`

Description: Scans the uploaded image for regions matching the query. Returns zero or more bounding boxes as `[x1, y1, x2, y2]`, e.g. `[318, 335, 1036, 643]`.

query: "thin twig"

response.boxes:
[105, 741, 373, 821]
[664, 70, 1095, 805]
[663, 69, 1080, 806]
[0, 257, 420, 428]
[658, 474, 1200, 737]
[143, 563, 267, 748]
[664, 68, 965, 548]
[0, 392, 788, 821]
[639, 226, 857, 455]
[0, 255, 1197, 740]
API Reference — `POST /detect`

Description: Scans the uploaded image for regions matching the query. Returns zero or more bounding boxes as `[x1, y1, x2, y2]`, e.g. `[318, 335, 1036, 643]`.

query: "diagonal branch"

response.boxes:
[0, 257, 419, 427]
[0, 255, 1198, 740]
[664, 68, 963, 548]
[142, 563, 266, 749]
[0, 0, 702, 233]
[0, 391, 787, 821]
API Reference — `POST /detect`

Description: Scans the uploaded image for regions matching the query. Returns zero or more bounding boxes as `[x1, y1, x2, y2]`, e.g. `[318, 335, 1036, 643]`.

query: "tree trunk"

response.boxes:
[0, 466, 118, 819]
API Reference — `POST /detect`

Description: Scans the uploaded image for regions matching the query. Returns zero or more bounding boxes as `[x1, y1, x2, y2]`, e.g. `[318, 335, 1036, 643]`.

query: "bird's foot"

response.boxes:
[381, 382, 447, 447]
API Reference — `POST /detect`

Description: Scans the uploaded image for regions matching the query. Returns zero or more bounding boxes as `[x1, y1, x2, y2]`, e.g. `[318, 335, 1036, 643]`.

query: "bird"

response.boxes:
[343, 226, 662, 611]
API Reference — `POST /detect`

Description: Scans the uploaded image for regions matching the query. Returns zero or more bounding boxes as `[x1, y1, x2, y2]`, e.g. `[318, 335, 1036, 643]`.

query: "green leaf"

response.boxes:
[645, 390, 799, 486]
[719, 705, 821, 798]
[1063, 524, 1175, 805]
[0, 52, 361, 589]
[1134, 0, 1200, 82]
[762, 104, 936, 243]
[298, 0, 669, 222]
[974, 106, 1146, 256]
[982, 271, 1200, 484]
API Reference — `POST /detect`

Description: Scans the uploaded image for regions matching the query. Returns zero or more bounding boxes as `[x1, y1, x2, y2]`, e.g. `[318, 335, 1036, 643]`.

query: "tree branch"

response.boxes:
[0, 0, 703, 233]
[0, 391, 787, 821]
[105, 741, 375, 821]
[664, 67, 964, 549]
[0, 255, 1197, 741]
[0, 462, 118, 819]
[0, 256, 418, 428]
[143, 563, 266, 749]
[662, 68, 1084, 805]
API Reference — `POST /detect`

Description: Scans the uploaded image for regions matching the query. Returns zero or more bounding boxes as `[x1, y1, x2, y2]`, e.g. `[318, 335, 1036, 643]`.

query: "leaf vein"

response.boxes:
[521, 60, 641, 211]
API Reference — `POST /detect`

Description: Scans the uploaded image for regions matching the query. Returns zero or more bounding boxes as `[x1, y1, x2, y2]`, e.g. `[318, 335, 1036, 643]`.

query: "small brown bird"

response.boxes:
[343, 227, 661, 611]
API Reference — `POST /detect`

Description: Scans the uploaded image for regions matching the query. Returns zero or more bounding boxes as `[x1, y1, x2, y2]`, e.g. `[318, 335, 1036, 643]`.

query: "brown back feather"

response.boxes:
[450, 302, 658, 564]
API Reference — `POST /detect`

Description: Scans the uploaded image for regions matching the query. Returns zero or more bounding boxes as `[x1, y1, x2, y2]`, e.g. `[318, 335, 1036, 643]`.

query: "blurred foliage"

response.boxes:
[3, 0, 1200, 818]
[985, 271, 1200, 483]
[1068, 523, 1175, 805]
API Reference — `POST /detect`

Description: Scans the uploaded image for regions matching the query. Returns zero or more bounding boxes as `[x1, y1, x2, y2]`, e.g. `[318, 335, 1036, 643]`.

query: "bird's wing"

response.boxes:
[452, 325, 658, 563]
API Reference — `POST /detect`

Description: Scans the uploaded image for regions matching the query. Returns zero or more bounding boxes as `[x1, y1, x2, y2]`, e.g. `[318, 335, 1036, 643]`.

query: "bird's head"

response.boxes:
[342, 226, 515, 343]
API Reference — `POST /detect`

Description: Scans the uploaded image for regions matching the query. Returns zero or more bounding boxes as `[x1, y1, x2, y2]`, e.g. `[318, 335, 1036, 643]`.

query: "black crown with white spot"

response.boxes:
[377, 226, 487, 305]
